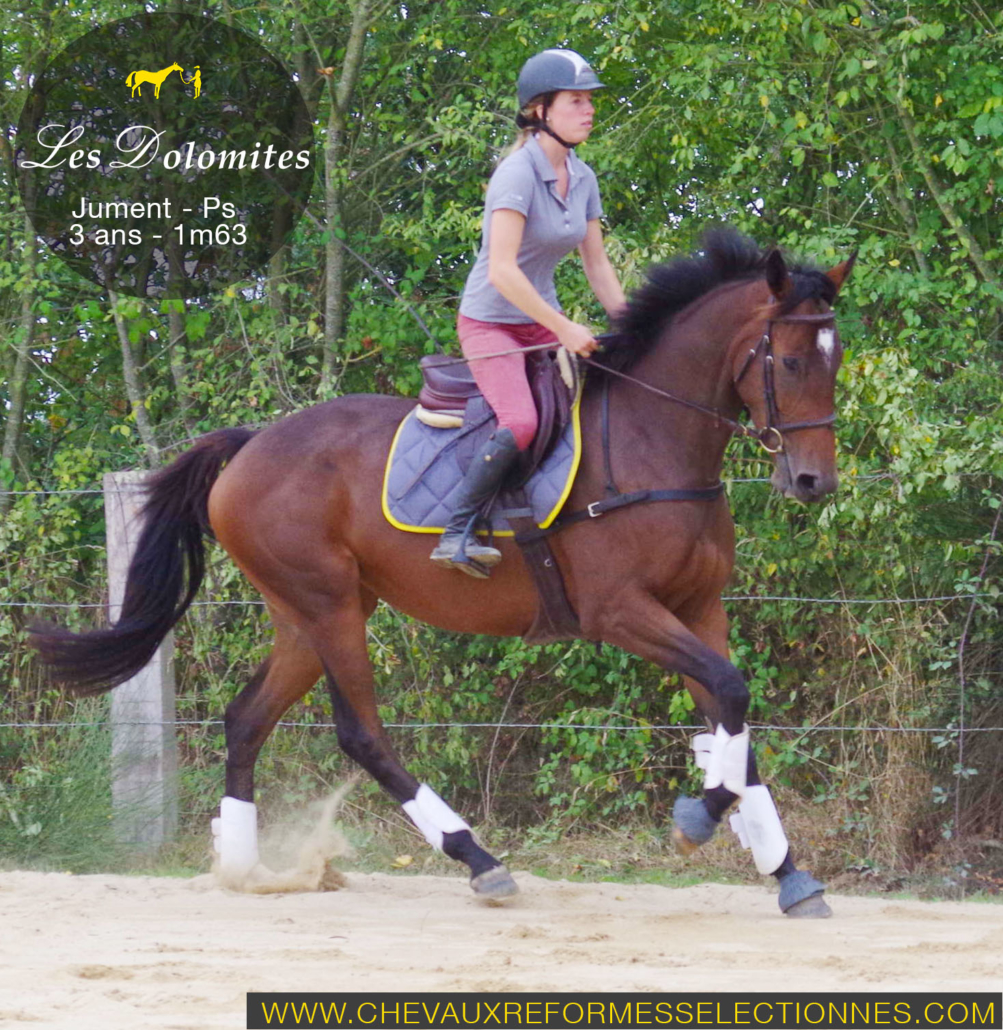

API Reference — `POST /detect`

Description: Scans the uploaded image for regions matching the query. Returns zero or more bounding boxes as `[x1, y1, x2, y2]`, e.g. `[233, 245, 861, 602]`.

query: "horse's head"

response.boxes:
[733, 249, 856, 504]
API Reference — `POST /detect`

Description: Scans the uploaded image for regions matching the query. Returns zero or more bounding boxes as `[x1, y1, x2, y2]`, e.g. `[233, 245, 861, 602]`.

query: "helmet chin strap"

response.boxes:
[538, 122, 576, 149]
[532, 95, 576, 149]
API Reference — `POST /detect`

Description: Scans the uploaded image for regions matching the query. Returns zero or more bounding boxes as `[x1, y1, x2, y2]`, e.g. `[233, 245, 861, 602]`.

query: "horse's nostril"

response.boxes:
[796, 473, 818, 493]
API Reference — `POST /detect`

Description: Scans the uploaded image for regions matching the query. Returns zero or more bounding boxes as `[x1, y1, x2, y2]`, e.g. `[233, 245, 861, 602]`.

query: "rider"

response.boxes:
[430, 48, 626, 577]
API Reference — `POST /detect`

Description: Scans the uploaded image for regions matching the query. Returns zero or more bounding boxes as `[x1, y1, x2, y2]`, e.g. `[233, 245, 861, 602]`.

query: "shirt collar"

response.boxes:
[525, 133, 584, 185]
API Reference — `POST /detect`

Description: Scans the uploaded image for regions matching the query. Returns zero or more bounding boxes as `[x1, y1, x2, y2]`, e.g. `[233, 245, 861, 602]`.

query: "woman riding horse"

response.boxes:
[31, 228, 855, 918]
[430, 48, 626, 577]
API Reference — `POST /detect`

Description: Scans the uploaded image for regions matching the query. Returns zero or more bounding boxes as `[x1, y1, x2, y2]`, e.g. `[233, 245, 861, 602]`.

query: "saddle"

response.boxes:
[413, 347, 582, 642]
[417, 348, 578, 483]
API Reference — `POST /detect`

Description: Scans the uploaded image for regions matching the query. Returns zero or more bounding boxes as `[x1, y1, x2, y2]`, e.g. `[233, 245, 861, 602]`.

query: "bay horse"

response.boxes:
[32, 230, 855, 918]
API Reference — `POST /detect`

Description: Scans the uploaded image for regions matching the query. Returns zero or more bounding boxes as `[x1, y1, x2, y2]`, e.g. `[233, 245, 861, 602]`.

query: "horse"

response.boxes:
[31, 229, 855, 918]
[125, 63, 183, 99]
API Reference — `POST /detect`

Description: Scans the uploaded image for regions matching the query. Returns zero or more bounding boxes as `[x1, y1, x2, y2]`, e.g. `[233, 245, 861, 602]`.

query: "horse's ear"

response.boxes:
[825, 250, 858, 294]
[765, 248, 791, 299]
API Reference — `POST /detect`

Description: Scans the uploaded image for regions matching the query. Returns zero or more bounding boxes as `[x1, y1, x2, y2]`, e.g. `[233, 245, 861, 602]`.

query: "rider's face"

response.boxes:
[536, 90, 595, 146]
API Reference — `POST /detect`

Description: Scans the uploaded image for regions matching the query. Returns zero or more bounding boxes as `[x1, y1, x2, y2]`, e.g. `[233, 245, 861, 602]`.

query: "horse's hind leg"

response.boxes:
[303, 581, 517, 899]
[213, 614, 323, 877]
[671, 602, 829, 918]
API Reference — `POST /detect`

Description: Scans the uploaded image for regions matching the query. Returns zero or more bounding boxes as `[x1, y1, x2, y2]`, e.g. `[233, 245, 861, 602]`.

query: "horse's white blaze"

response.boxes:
[817, 327, 836, 365]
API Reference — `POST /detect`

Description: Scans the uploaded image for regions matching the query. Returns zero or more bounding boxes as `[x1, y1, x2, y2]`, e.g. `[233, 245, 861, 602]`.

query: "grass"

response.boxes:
[0, 718, 130, 873]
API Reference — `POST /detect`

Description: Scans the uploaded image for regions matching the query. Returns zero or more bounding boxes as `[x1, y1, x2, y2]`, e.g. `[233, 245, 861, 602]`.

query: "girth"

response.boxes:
[513, 375, 724, 548]
[508, 375, 725, 642]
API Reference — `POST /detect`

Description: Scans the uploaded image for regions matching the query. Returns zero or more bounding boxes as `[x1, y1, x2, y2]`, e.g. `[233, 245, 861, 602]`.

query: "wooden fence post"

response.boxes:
[104, 470, 178, 848]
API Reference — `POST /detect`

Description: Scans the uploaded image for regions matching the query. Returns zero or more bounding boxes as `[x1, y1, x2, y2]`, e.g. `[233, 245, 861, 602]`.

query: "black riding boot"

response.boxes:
[429, 428, 520, 579]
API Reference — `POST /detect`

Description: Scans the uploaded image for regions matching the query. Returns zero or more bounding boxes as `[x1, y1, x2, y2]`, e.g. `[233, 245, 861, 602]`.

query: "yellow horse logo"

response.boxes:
[125, 62, 183, 99]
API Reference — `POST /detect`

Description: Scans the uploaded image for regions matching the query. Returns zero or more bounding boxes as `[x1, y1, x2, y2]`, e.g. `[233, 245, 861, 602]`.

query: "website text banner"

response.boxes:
[247, 992, 1001, 1030]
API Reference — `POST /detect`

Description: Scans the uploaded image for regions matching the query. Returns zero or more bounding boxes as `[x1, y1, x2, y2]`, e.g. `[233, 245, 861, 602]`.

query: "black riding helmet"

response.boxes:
[515, 49, 605, 148]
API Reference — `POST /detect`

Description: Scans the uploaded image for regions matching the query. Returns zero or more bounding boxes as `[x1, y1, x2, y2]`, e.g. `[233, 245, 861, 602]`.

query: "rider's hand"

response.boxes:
[558, 320, 598, 357]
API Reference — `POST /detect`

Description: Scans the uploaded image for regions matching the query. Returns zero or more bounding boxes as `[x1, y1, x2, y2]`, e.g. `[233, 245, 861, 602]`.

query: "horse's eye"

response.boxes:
[782, 356, 799, 372]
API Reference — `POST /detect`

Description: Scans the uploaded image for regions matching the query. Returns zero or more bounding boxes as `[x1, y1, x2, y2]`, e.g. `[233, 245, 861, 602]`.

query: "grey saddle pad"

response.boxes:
[382, 398, 583, 536]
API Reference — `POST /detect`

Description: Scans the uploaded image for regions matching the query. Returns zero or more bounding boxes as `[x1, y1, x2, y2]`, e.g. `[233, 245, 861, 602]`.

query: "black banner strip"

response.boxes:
[247, 992, 1001, 1030]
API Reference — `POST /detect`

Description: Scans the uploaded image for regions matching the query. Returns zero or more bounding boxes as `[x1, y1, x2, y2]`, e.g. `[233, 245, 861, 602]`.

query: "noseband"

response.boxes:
[586, 307, 838, 455]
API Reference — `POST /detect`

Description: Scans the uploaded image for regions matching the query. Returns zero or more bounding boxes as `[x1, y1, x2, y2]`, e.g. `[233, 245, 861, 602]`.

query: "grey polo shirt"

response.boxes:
[459, 135, 603, 324]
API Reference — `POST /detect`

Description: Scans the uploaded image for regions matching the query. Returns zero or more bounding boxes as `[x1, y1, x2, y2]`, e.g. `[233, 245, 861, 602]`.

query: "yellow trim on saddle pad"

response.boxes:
[381, 389, 584, 536]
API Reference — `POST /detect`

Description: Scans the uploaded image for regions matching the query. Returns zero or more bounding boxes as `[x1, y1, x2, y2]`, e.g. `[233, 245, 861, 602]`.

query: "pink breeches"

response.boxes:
[457, 313, 559, 452]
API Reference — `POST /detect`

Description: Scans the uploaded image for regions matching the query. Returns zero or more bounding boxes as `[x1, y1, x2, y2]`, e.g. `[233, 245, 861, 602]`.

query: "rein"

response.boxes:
[584, 308, 839, 456]
[427, 306, 841, 543]
[433, 309, 839, 456]
[513, 307, 840, 542]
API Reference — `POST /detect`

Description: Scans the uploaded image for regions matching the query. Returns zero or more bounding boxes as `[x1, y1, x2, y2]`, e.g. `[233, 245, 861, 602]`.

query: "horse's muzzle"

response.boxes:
[772, 467, 838, 504]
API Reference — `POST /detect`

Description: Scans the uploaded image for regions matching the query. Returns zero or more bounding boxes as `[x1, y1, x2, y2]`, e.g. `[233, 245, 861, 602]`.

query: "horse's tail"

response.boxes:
[30, 427, 256, 696]
[125, 71, 136, 86]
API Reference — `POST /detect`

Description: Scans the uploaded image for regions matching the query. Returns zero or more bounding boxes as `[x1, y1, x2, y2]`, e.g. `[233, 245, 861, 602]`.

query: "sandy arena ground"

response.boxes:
[0, 868, 1001, 1029]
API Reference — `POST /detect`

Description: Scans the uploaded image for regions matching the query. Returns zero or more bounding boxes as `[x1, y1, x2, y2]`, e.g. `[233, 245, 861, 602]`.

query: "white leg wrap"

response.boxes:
[692, 724, 750, 797]
[728, 784, 789, 875]
[691, 732, 715, 773]
[402, 784, 470, 851]
[210, 796, 260, 877]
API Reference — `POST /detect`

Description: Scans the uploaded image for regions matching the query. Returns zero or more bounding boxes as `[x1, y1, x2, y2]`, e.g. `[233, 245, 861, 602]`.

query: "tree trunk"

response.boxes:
[319, 0, 372, 394]
[881, 139, 930, 277]
[168, 303, 197, 437]
[109, 290, 161, 468]
[898, 108, 997, 288]
[0, 212, 37, 513]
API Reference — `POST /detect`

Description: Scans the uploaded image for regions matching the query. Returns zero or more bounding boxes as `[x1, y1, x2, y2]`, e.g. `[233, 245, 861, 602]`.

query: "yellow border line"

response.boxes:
[539, 380, 583, 529]
[381, 409, 442, 535]
[382, 393, 584, 536]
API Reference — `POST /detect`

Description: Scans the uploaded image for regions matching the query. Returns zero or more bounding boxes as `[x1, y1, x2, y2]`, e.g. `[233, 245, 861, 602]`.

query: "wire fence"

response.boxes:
[3, 480, 1001, 758]
[0, 471, 988, 496]
[4, 476, 998, 612]
[1, 719, 1001, 733]
[1, 593, 994, 609]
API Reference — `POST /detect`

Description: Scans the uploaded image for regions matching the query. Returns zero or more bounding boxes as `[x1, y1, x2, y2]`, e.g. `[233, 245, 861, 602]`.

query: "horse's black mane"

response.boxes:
[597, 227, 837, 375]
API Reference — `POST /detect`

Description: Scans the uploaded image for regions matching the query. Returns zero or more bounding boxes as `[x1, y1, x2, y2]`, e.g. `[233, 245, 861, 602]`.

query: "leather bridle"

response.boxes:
[731, 309, 839, 454]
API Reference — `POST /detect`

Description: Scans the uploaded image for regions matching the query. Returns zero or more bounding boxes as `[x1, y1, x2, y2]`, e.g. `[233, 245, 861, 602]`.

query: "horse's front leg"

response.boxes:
[599, 592, 829, 918]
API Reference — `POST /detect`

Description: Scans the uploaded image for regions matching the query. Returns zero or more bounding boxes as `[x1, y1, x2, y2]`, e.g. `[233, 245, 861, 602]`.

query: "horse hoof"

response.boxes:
[784, 893, 832, 919]
[672, 795, 718, 856]
[471, 864, 518, 903]
[778, 870, 830, 918]
[671, 825, 701, 857]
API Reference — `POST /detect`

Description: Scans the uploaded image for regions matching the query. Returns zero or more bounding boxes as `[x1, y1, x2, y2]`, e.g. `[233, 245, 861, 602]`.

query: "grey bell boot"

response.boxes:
[429, 428, 521, 578]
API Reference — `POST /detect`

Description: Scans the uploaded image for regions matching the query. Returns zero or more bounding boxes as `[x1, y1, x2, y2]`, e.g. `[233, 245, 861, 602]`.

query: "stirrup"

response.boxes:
[430, 545, 494, 579]
[430, 516, 499, 579]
